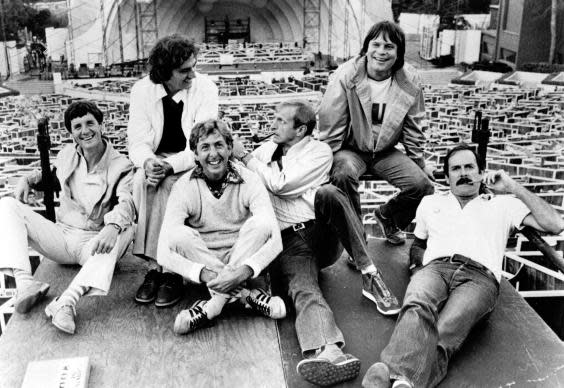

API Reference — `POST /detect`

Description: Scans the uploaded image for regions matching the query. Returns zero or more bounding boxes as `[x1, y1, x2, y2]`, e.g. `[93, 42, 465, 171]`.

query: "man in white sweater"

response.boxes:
[157, 119, 284, 334]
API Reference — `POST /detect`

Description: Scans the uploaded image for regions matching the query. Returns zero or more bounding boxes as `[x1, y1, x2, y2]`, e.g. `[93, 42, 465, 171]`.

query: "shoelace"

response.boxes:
[188, 305, 207, 328]
[371, 272, 395, 304]
[247, 292, 271, 316]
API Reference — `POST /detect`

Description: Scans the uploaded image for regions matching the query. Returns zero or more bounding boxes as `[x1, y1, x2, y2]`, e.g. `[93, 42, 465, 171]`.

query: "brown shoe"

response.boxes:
[14, 281, 50, 314]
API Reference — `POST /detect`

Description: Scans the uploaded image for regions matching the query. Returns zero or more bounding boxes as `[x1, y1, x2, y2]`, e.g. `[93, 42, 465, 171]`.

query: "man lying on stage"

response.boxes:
[0, 101, 136, 334]
[232, 100, 400, 386]
[362, 143, 564, 388]
[157, 119, 284, 334]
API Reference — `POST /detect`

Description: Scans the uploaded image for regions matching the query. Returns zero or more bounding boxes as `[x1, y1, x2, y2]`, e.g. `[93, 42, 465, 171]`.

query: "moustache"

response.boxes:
[456, 177, 476, 186]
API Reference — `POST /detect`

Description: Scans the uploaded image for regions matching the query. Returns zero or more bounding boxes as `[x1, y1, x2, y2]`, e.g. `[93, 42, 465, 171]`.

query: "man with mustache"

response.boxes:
[231, 100, 402, 386]
[318, 21, 434, 247]
[0, 101, 135, 334]
[156, 119, 284, 334]
[362, 144, 564, 388]
[128, 35, 218, 308]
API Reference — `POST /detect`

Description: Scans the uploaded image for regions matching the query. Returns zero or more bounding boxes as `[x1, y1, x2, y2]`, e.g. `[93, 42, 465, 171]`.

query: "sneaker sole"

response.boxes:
[362, 289, 401, 316]
[297, 357, 361, 386]
[14, 283, 50, 314]
[44, 304, 75, 334]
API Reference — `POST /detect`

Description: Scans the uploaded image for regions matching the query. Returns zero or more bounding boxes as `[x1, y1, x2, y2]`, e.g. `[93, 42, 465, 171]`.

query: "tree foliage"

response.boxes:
[1, 0, 67, 42]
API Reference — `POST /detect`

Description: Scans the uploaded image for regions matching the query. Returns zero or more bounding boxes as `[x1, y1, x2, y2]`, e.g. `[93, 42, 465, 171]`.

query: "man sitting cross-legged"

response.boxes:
[157, 119, 284, 333]
[232, 100, 401, 386]
[362, 144, 564, 388]
[0, 101, 136, 334]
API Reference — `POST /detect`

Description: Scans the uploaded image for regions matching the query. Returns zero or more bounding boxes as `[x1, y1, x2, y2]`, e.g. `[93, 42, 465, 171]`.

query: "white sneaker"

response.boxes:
[45, 297, 76, 334]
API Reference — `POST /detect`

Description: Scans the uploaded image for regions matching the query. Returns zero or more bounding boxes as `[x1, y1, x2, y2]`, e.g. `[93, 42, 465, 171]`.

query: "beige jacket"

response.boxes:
[318, 56, 426, 168]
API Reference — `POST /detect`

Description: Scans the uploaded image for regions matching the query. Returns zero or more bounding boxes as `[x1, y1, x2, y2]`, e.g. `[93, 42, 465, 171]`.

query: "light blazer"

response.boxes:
[127, 73, 219, 173]
[318, 56, 426, 168]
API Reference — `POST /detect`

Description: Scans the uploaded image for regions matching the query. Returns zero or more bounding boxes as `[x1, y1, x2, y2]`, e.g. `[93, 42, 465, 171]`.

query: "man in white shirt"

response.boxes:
[233, 100, 401, 386]
[127, 35, 218, 308]
[362, 144, 564, 388]
[0, 101, 135, 334]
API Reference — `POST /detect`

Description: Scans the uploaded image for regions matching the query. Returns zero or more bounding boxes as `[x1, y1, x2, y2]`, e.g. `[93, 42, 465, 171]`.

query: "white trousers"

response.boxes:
[0, 197, 134, 295]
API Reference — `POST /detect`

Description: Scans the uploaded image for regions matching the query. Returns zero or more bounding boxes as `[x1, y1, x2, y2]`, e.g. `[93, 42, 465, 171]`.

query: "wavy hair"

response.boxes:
[148, 34, 199, 84]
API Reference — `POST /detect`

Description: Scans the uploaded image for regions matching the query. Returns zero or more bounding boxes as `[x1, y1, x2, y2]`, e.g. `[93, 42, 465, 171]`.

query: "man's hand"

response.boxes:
[143, 158, 167, 186]
[90, 225, 119, 255]
[423, 164, 436, 181]
[14, 177, 31, 203]
[483, 170, 517, 194]
[231, 135, 247, 160]
[200, 267, 218, 283]
[207, 265, 253, 294]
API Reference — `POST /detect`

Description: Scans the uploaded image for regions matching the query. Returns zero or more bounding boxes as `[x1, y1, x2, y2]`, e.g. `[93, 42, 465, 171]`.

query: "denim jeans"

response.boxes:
[271, 225, 345, 354]
[314, 184, 372, 270]
[331, 148, 434, 229]
[380, 259, 500, 387]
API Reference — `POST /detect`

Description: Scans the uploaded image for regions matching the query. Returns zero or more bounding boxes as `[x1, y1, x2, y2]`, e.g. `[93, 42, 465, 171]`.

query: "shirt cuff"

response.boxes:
[187, 262, 206, 284]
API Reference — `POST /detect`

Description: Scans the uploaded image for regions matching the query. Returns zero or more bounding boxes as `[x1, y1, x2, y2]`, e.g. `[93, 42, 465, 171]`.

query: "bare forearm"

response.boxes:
[513, 184, 564, 234]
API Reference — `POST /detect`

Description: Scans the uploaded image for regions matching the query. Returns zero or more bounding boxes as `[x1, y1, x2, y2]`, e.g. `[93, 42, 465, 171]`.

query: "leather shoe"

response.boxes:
[135, 269, 161, 304]
[155, 272, 184, 308]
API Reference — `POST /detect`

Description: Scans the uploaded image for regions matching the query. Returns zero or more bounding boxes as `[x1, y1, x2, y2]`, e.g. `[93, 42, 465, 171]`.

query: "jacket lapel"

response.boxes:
[375, 69, 417, 151]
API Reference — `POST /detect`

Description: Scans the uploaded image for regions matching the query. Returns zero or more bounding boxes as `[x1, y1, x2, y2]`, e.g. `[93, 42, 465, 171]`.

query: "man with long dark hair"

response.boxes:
[318, 21, 434, 247]
[128, 35, 218, 308]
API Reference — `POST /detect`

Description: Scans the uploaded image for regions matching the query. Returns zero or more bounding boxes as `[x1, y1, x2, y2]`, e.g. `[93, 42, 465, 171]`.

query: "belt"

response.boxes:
[437, 254, 496, 281]
[281, 220, 315, 239]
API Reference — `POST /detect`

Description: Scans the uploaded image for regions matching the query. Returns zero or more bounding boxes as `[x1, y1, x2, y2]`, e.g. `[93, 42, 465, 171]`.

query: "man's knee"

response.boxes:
[405, 174, 434, 199]
[315, 184, 340, 206]
[0, 196, 20, 212]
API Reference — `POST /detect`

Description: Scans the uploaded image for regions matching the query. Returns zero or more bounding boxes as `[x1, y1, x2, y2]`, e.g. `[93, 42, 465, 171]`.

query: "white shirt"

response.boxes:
[127, 73, 219, 173]
[368, 76, 392, 144]
[247, 136, 333, 230]
[68, 153, 105, 217]
[414, 192, 530, 282]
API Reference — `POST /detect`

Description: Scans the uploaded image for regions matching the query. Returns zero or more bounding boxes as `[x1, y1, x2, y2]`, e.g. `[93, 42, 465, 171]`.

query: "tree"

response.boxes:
[549, 0, 557, 64]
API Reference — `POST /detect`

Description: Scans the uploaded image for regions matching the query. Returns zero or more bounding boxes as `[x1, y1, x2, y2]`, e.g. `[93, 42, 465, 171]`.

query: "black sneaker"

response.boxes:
[173, 299, 213, 335]
[374, 206, 405, 245]
[134, 269, 161, 304]
[246, 288, 286, 319]
[362, 271, 401, 316]
[155, 272, 184, 308]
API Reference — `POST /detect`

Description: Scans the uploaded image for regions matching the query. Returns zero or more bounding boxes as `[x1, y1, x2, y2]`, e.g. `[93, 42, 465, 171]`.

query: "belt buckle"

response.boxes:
[292, 223, 305, 232]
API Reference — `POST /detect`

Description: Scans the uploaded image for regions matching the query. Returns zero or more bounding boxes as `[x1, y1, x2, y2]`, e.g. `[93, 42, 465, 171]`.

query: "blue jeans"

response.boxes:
[380, 259, 500, 387]
[271, 225, 345, 354]
[314, 184, 373, 270]
[331, 148, 434, 229]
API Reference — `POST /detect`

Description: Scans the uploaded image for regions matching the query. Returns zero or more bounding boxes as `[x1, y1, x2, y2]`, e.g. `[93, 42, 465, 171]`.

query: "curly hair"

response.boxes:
[64, 100, 103, 133]
[148, 34, 199, 84]
[189, 120, 233, 152]
[360, 21, 405, 73]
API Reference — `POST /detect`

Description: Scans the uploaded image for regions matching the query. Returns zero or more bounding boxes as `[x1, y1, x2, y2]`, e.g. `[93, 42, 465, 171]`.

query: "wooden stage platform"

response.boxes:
[1, 239, 563, 387]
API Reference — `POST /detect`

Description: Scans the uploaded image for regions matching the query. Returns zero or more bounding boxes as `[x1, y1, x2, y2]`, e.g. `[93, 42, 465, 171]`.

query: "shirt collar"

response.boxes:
[74, 137, 111, 173]
[190, 161, 244, 184]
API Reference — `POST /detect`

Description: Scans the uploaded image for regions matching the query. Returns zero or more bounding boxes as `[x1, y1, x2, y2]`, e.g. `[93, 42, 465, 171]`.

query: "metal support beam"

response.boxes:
[137, 0, 158, 59]
[303, 0, 320, 53]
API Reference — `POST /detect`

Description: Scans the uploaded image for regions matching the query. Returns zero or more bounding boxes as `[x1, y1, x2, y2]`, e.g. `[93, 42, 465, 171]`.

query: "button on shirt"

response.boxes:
[413, 192, 530, 282]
